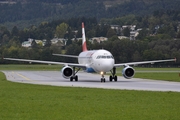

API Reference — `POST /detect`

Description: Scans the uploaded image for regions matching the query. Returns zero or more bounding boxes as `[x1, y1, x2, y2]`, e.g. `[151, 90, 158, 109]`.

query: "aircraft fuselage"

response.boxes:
[78, 49, 115, 73]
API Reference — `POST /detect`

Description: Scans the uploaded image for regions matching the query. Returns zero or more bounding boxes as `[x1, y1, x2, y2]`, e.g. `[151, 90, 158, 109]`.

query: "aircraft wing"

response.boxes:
[52, 54, 78, 58]
[114, 58, 176, 67]
[4, 58, 86, 69]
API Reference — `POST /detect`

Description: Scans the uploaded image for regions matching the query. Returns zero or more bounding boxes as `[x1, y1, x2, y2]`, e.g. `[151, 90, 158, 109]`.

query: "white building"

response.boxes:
[118, 36, 129, 40]
[22, 38, 33, 47]
[22, 41, 32, 47]
[90, 37, 108, 43]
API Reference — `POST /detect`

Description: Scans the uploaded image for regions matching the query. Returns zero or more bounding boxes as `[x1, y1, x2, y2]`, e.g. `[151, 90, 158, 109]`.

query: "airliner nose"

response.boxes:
[96, 59, 114, 72]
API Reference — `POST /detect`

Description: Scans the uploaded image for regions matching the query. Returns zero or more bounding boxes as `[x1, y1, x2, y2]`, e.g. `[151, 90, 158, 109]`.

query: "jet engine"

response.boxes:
[61, 66, 73, 79]
[122, 66, 135, 79]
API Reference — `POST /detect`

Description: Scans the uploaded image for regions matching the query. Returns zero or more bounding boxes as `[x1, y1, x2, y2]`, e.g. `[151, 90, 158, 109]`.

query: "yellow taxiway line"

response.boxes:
[12, 71, 35, 82]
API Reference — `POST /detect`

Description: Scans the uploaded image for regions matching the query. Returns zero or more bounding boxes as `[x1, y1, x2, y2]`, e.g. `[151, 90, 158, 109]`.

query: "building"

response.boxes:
[118, 36, 129, 40]
[90, 37, 108, 43]
[21, 38, 33, 47]
[22, 41, 32, 47]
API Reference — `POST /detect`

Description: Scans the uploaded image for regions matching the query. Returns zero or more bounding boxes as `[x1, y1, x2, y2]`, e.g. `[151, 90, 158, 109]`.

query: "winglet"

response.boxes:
[82, 22, 87, 51]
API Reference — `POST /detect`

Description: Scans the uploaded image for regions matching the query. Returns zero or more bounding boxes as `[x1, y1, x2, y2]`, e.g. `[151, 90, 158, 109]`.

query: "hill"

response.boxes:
[1, 0, 180, 29]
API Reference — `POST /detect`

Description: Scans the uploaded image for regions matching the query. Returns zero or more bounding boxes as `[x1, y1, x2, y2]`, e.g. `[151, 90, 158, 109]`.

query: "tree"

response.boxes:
[177, 32, 180, 38]
[106, 28, 116, 38]
[136, 29, 149, 40]
[55, 23, 69, 38]
[44, 39, 51, 47]
[31, 39, 37, 48]
[0, 26, 10, 44]
[132, 51, 142, 62]
[41, 48, 52, 61]
[157, 24, 175, 38]
[66, 39, 72, 46]
[2, 34, 9, 45]
[108, 35, 119, 41]
[11, 26, 19, 37]
[122, 27, 130, 37]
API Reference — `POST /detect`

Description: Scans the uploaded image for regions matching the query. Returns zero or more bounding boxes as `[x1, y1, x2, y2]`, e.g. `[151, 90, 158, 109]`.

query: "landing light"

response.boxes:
[100, 71, 104, 75]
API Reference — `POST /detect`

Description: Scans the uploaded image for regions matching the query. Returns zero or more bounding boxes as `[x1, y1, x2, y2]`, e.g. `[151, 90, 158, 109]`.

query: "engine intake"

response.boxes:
[122, 66, 135, 79]
[61, 66, 73, 79]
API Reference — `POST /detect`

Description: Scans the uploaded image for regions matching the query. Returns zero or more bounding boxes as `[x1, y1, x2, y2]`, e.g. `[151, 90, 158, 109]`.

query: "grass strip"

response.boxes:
[0, 64, 63, 71]
[134, 72, 180, 82]
[0, 72, 180, 120]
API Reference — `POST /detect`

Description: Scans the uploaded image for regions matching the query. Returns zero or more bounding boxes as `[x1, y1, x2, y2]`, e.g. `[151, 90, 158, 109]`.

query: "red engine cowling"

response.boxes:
[122, 66, 135, 79]
[61, 66, 73, 79]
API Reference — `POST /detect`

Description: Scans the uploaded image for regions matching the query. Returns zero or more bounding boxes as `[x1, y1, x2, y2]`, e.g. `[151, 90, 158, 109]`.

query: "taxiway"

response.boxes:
[2, 71, 180, 92]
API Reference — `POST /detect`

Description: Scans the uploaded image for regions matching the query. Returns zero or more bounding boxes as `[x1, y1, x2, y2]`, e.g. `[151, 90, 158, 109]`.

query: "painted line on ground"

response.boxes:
[14, 72, 35, 82]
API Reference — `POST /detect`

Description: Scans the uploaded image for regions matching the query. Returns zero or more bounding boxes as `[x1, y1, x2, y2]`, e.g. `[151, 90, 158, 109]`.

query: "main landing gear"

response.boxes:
[109, 67, 118, 82]
[70, 67, 80, 82]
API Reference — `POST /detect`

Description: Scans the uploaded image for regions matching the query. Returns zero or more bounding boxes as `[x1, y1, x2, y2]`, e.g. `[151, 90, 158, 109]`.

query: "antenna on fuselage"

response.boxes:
[82, 22, 88, 52]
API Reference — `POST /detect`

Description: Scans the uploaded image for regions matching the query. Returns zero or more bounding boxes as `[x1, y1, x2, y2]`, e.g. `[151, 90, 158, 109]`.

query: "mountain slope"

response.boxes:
[1, 0, 180, 28]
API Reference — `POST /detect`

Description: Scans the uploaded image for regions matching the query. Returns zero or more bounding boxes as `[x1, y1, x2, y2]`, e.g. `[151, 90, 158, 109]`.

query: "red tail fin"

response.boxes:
[82, 22, 87, 51]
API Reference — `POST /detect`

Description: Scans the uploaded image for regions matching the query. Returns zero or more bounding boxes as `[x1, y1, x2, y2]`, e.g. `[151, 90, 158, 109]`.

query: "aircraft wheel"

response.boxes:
[75, 75, 78, 81]
[109, 76, 113, 82]
[101, 78, 105, 82]
[114, 76, 117, 82]
[70, 77, 73, 81]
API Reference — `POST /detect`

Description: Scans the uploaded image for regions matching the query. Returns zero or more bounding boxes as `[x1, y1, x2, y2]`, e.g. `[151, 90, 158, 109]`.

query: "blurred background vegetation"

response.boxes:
[0, 0, 180, 66]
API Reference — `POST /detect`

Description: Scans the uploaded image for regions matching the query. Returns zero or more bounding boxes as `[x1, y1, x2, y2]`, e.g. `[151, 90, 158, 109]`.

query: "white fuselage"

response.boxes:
[78, 49, 115, 73]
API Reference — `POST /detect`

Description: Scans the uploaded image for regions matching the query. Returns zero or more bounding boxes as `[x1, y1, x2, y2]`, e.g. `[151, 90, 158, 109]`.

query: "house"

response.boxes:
[122, 25, 136, 31]
[21, 38, 33, 47]
[118, 36, 129, 40]
[90, 37, 108, 43]
[22, 41, 32, 47]
[71, 38, 82, 41]
[111, 25, 121, 30]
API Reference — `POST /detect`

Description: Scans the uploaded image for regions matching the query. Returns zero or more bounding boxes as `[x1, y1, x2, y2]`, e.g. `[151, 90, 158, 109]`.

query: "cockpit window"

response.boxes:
[107, 56, 112, 59]
[102, 56, 106, 59]
[96, 55, 114, 59]
[96, 56, 100, 59]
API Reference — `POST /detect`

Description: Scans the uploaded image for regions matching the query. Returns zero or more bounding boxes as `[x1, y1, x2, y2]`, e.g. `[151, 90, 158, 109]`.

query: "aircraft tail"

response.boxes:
[82, 22, 88, 51]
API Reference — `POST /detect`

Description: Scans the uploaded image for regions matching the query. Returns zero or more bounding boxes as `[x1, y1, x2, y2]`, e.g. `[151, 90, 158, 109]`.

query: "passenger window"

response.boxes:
[107, 56, 111, 59]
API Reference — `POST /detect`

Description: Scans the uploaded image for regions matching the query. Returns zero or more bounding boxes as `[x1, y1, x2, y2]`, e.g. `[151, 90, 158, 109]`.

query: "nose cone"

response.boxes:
[95, 59, 114, 72]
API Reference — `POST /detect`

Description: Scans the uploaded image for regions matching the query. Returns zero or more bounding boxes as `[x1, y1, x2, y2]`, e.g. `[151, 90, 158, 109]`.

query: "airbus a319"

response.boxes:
[4, 23, 176, 82]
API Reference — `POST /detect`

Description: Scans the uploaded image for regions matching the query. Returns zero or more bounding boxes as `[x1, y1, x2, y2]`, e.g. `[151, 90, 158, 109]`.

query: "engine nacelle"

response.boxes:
[61, 66, 73, 79]
[122, 66, 135, 79]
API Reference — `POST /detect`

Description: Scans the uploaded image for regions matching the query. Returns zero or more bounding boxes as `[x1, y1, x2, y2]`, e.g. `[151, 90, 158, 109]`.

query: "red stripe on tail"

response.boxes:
[82, 22, 87, 51]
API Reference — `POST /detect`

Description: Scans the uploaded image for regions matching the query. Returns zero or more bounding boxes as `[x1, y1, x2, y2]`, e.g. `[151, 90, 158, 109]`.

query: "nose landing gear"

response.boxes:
[100, 72, 106, 82]
[101, 75, 106, 82]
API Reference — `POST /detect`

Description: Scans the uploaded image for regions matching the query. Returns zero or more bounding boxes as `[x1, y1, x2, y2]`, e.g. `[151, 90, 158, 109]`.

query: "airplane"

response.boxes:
[4, 22, 176, 82]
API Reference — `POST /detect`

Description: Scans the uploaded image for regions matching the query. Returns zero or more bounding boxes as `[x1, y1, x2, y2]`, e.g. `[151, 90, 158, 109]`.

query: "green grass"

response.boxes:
[0, 64, 63, 71]
[134, 72, 180, 82]
[0, 72, 180, 120]
[115, 67, 180, 82]
[134, 67, 180, 71]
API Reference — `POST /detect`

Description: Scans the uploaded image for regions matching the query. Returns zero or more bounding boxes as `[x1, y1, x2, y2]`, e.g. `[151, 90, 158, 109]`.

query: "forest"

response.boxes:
[0, 13, 180, 66]
[1, 0, 180, 29]
[0, 0, 180, 66]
